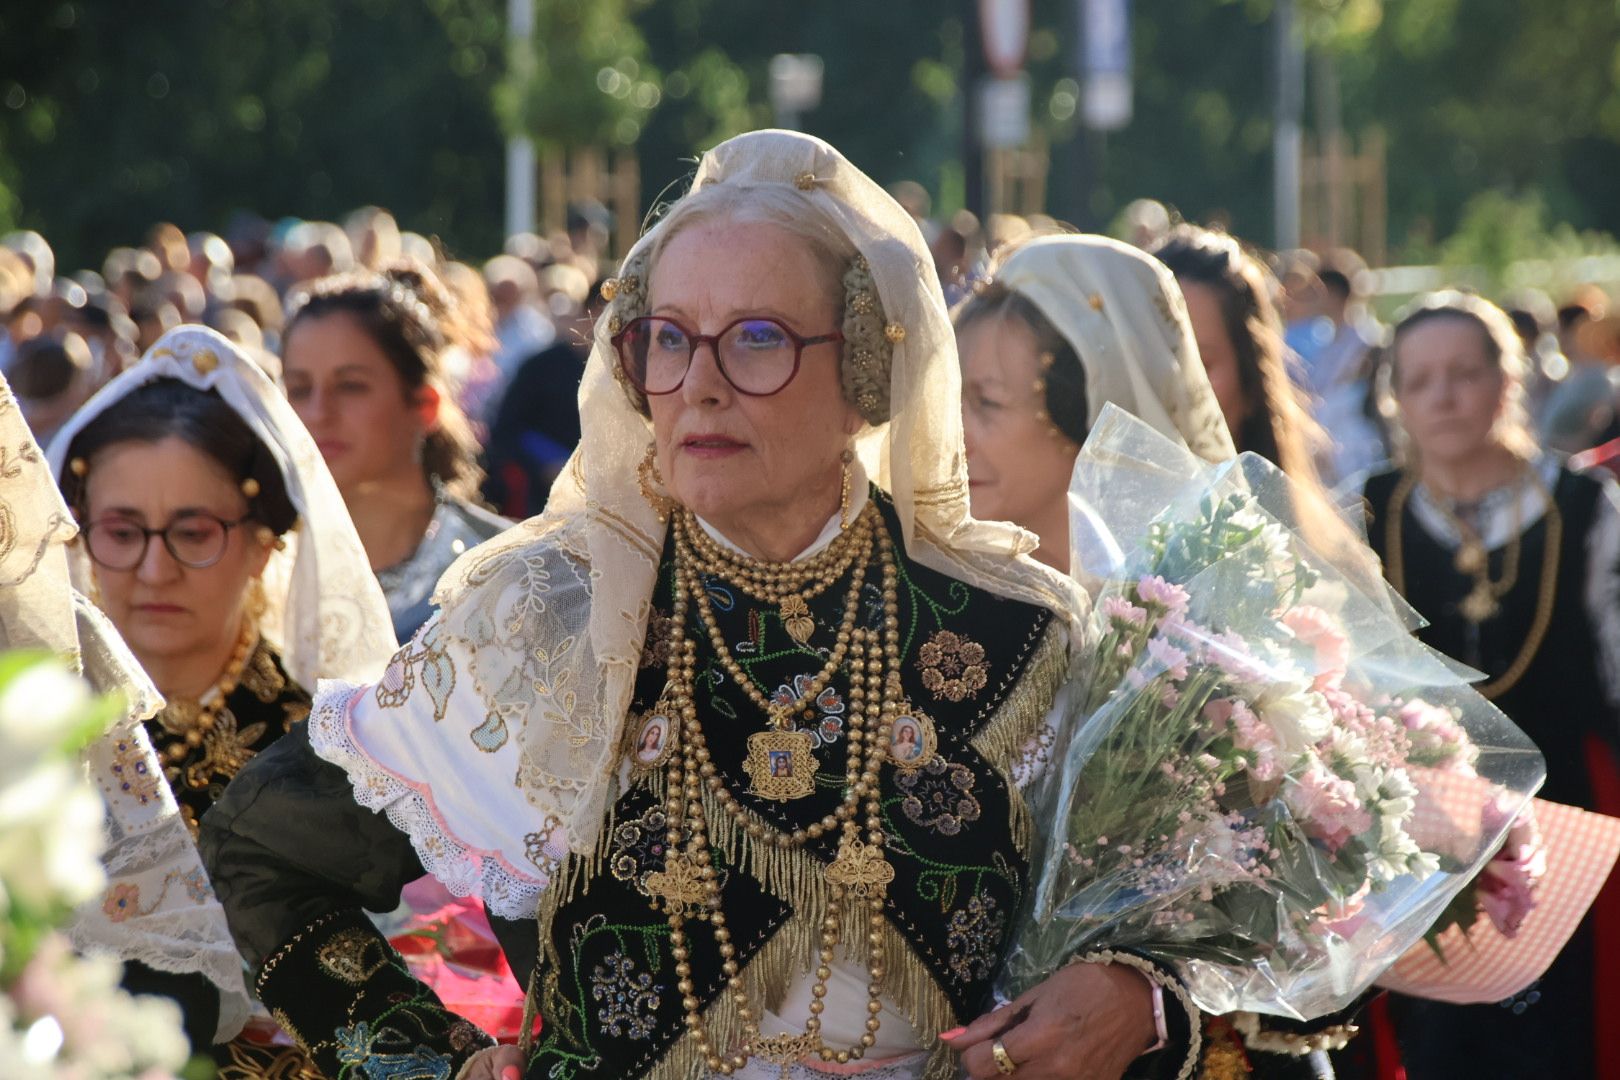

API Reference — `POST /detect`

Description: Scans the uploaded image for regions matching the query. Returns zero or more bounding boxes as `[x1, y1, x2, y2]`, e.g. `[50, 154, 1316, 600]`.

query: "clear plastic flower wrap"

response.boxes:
[998, 407, 1547, 1020]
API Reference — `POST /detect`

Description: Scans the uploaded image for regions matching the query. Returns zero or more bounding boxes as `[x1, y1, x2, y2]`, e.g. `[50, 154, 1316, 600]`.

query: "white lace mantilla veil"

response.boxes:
[993, 234, 1236, 464]
[0, 372, 253, 1041]
[307, 128, 1085, 921]
[44, 325, 397, 690]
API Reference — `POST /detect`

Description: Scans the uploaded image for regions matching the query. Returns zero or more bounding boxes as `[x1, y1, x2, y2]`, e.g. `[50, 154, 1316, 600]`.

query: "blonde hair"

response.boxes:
[651, 182, 857, 303]
[1390, 290, 1539, 462]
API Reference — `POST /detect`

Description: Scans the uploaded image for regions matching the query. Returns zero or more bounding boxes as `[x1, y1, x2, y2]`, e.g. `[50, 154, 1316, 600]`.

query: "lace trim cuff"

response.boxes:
[307, 681, 551, 922]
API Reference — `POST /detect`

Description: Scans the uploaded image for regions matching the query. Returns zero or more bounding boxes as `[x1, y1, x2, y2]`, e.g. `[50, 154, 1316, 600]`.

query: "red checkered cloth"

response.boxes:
[1377, 797, 1620, 1004]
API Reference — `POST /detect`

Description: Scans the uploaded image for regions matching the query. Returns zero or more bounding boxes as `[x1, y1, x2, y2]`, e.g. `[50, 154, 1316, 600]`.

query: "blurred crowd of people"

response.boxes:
[0, 202, 613, 526]
[7, 191, 1620, 528]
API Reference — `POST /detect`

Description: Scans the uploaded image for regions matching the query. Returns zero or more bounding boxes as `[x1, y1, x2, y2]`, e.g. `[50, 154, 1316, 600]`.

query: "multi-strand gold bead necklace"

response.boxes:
[644, 500, 908, 1074]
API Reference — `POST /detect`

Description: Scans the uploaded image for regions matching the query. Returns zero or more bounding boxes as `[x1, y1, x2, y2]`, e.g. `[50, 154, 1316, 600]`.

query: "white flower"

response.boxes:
[1254, 679, 1333, 756]
[0, 760, 106, 911]
[0, 660, 92, 758]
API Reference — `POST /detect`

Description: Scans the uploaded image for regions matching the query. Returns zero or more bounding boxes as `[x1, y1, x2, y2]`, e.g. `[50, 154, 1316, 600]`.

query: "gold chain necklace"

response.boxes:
[1385, 469, 1562, 699]
[648, 511, 902, 1075]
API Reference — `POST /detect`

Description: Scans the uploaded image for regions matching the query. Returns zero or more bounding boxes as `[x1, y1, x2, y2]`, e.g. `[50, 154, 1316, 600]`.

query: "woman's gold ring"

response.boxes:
[991, 1038, 1018, 1075]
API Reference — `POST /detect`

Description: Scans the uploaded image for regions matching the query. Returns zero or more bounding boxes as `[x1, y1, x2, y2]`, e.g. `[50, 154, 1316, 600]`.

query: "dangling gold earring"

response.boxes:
[245, 576, 269, 633]
[838, 448, 854, 531]
[637, 443, 673, 522]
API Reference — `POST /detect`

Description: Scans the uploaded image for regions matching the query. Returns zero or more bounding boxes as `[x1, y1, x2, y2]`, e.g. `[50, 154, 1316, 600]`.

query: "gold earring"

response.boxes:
[637, 443, 673, 522]
[241, 477, 261, 498]
[245, 576, 268, 629]
[838, 448, 854, 531]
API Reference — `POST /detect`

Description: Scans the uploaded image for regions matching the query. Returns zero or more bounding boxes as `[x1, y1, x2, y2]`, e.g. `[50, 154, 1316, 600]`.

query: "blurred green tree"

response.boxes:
[0, 0, 508, 269]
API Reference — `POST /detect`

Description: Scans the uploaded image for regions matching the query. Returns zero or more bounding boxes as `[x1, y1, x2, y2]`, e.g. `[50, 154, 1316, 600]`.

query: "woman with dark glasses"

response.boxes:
[48, 324, 396, 1077]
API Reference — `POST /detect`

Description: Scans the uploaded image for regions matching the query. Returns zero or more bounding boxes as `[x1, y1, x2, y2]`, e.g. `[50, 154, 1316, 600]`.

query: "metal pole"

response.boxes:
[505, 0, 537, 239]
[1273, 0, 1303, 251]
[963, 0, 987, 218]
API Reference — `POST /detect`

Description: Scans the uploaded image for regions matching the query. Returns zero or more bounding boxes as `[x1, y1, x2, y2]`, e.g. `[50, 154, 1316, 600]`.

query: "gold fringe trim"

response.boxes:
[646, 908, 962, 1080]
[967, 621, 1070, 858]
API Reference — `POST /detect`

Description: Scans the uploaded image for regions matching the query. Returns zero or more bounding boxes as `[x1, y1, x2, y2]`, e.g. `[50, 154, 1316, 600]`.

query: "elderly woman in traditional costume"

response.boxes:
[43, 325, 398, 1075]
[201, 131, 1207, 1080]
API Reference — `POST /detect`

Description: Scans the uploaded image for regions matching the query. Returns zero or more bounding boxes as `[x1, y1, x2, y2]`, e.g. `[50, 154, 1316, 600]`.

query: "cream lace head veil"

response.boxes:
[0, 373, 253, 1041]
[992, 234, 1236, 463]
[427, 129, 1081, 858]
[45, 324, 396, 689]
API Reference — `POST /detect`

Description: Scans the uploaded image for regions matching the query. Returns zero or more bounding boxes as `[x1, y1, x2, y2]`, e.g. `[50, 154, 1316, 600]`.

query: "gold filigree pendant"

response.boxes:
[755, 1031, 822, 1077]
[1454, 541, 1487, 576]
[744, 729, 817, 800]
[779, 594, 815, 646]
[644, 852, 707, 914]
[826, 837, 895, 895]
[1460, 582, 1499, 623]
[884, 704, 937, 770]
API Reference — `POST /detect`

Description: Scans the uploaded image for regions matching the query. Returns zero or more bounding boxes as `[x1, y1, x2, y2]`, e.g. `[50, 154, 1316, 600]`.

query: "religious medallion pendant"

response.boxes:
[626, 704, 677, 775]
[743, 729, 817, 800]
[884, 702, 937, 770]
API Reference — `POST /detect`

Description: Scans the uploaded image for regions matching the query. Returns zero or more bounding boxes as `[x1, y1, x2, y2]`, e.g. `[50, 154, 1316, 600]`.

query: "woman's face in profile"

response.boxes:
[957, 312, 1079, 531]
[644, 217, 860, 538]
[82, 435, 272, 670]
[1178, 279, 1249, 443]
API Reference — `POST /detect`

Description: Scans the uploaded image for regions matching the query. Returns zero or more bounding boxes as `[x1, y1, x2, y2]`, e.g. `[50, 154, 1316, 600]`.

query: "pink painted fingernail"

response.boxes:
[939, 1026, 967, 1040]
[501, 1066, 522, 1080]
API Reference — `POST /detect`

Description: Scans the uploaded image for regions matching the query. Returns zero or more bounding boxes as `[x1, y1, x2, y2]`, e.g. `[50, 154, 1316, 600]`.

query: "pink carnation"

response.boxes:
[1101, 595, 1149, 627]
[1399, 700, 1478, 773]
[1225, 699, 1285, 782]
[1281, 605, 1350, 692]
[1285, 758, 1372, 852]
[1135, 575, 1191, 616]
[1476, 797, 1545, 938]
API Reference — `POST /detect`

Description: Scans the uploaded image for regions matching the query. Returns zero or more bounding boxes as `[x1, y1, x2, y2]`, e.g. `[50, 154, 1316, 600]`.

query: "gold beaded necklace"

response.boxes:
[648, 506, 903, 1076]
[683, 503, 872, 646]
[677, 505, 878, 801]
[154, 617, 259, 765]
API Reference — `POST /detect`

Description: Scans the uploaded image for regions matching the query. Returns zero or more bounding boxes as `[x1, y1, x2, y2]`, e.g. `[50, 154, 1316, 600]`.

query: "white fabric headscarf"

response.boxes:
[45, 324, 396, 689]
[310, 129, 1082, 919]
[0, 373, 253, 1041]
[992, 234, 1236, 463]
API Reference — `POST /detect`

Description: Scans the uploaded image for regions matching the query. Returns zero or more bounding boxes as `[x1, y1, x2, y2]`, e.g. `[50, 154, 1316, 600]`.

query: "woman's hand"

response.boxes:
[454, 1044, 524, 1080]
[943, 962, 1157, 1079]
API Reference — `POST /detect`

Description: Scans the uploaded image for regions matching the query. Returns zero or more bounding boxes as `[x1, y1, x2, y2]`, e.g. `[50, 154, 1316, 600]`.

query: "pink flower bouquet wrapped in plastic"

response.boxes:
[998, 407, 1547, 1020]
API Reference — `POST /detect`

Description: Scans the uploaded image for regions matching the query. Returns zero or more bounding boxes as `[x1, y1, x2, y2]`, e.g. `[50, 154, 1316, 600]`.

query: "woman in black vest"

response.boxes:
[1362, 291, 1620, 1079]
[199, 131, 1220, 1080]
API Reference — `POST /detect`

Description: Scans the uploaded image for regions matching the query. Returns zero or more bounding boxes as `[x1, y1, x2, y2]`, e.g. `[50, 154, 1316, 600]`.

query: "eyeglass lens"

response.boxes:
[86, 513, 234, 570]
[619, 317, 800, 395]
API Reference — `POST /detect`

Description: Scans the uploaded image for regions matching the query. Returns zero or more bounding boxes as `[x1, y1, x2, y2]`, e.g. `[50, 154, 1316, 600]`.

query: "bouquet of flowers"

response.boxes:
[999, 408, 1546, 1019]
[0, 651, 190, 1079]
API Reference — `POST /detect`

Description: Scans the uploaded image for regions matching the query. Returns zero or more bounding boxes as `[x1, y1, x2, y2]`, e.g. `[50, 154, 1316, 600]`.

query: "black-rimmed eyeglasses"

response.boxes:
[82, 512, 254, 571]
[612, 316, 844, 397]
